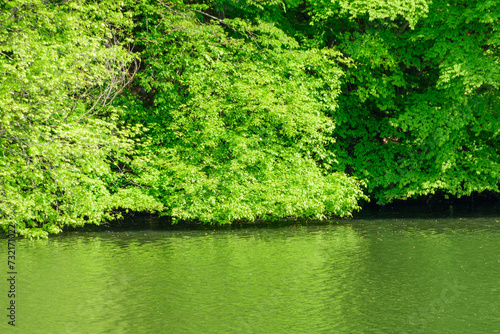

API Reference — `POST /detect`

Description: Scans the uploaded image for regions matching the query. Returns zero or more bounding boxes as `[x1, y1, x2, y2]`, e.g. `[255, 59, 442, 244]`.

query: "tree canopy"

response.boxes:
[1, 0, 498, 237]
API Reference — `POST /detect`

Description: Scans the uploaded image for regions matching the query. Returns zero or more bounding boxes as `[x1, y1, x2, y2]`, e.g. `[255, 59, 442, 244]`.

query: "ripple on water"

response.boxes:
[2, 216, 499, 333]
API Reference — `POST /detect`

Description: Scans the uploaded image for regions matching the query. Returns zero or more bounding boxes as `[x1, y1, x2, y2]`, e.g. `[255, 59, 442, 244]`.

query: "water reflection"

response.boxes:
[0, 217, 499, 333]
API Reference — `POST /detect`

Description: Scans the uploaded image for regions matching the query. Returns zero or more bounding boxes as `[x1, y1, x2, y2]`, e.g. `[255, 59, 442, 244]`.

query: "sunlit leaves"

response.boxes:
[0, 0, 161, 238]
[313, 0, 500, 203]
[129, 3, 365, 223]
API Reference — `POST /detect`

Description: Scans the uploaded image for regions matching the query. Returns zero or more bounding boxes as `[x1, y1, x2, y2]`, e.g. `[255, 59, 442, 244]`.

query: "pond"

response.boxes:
[1, 207, 499, 333]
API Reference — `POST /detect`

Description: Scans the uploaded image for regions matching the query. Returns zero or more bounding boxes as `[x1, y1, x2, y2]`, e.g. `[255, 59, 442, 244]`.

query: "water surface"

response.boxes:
[1, 215, 499, 333]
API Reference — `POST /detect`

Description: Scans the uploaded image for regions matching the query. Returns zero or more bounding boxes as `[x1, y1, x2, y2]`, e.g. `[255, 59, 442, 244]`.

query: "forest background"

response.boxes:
[1, 0, 499, 238]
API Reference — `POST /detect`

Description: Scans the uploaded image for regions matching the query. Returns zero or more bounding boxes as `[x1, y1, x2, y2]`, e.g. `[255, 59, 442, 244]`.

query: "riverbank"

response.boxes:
[61, 193, 499, 234]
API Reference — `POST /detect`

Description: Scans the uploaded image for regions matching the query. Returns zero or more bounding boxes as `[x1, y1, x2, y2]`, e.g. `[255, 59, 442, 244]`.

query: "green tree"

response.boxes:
[303, 0, 500, 202]
[125, 2, 366, 224]
[0, 0, 162, 238]
[5, 0, 497, 238]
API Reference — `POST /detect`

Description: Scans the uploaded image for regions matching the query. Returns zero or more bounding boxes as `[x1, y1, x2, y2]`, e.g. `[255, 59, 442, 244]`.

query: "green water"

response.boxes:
[1, 216, 500, 333]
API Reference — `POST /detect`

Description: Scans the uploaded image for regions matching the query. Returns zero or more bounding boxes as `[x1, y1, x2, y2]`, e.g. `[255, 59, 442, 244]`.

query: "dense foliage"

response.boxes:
[0, 0, 162, 238]
[1, 0, 498, 237]
[310, 0, 500, 203]
[125, 2, 365, 223]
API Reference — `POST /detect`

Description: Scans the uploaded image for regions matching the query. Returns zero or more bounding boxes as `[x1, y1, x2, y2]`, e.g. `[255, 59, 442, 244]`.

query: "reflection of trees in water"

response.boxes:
[18, 221, 499, 333]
